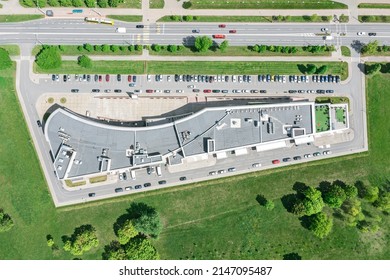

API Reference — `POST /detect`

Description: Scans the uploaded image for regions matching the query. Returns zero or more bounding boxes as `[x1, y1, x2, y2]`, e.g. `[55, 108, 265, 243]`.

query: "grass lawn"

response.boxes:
[32, 45, 142, 56]
[149, 46, 332, 57]
[0, 45, 20, 56]
[341, 46, 351, 57]
[106, 15, 143, 22]
[150, 0, 164, 9]
[1, 60, 390, 259]
[315, 105, 330, 132]
[184, 0, 347, 9]
[359, 15, 390, 23]
[335, 108, 345, 122]
[358, 3, 390, 8]
[0, 14, 44, 22]
[157, 15, 333, 23]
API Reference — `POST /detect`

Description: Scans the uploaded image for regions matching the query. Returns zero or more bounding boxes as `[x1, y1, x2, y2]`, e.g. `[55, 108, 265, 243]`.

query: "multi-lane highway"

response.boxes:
[3, 18, 374, 206]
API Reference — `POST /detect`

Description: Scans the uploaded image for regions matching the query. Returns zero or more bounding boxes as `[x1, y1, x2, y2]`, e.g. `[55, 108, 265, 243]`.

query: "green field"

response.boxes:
[1, 61, 390, 259]
[149, 45, 332, 57]
[0, 45, 20, 56]
[106, 15, 143, 22]
[32, 45, 142, 56]
[358, 3, 390, 8]
[150, 0, 164, 8]
[0, 14, 44, 22]
[359, 15, 390, 23]
[341, 46, 351, 57]
[183, 0, 347, 9]
[315, 105, 330, 132]
[157, 15, 333, 23]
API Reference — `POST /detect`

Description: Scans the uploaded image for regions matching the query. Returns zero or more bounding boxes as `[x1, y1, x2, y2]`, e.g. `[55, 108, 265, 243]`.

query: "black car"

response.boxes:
[368, 32, 376, 36]
[63, 75, 67, 82]
[92, 89, 100, 93]
[94, 74, 98, 82]
[88, 193, 96, 197]
[114, 89, 122, 93]
[132, 75, 137, 83]
[175, 74, 179, 82]
[117, 74, 121, 82]
[51, 74, 56, 81]
[144, 183, 151, 187]
[317, 89, 325, 94]
[158, 180, 167, 185]
[136, 25, 144, 28]
[283, 157, 291, 162]
[134, 185, 142, 189]
[115, 188, 123, 193]
[326, 90, 334, 93]
[293, 156, 302, 161]
[259, 90, 267, 93]
[37, 120, 42, 127]
[212, 89, 221, 93]
[179, 176, 187, 181]
[87, 74, 91, 82]
[335, 76, 340, 83]
[288, 90, 297, 93]
[71, 89, 79, 93]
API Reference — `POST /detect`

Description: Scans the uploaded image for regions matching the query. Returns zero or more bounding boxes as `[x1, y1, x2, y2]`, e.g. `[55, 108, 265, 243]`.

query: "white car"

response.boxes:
[357, 32, 366, 36]
[154, 89, 161, 93]
[176, 89, 183, 93]
[147, 74, 151, 81]
[323, 150, 332, 155]
[167, 75, 172, 82]
[187, 85, 195, 88]
[304, 154, 312, 158]
[252, 163, 261, 168]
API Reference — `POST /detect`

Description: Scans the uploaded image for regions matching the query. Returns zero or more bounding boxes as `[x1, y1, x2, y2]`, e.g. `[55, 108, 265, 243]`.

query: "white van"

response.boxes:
[156, 166, 162, 177]
[130, 170, 136, 180]
[116, 27, 126, 33]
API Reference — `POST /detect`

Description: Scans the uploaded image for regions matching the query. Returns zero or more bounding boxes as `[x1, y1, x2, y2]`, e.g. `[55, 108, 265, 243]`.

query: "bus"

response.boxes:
[213, 34, 226, 39]
[84, 17, 114, 25]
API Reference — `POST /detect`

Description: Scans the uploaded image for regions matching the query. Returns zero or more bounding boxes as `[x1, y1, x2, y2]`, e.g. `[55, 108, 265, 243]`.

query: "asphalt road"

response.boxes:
[4, 19, 370, 206]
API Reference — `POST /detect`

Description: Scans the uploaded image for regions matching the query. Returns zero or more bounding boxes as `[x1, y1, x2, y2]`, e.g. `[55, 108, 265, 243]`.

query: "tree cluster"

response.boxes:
[0, 209, 14, 233]
[252, 44, 298, 54]
[63, 224, 99, 256]
[21, 0, 124, 7]
[194, 36, 213, 52]
[35, 46, 62, 69]
[291, 186, 325, 216]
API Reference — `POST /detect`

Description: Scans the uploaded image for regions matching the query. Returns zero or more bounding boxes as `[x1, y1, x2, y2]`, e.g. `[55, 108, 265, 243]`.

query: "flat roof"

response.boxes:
[45, 102, 314, 179]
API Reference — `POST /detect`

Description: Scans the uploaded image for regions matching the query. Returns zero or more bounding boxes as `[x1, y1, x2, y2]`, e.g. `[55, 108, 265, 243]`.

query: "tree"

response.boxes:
[322, 184, 347, 208]
[306, 212, 333, 238]
[310, 14, 319, 22]
[373, 191, 390, 211]
[194, 36, 213, 52]
[361, 15, 376, 22]
[35, 46, 62, 69]
[63, 225, 99, 256]
[365, 63, 381, 75]
[259, 45, 267, 52]
[339, 14, 348, 23]
[361, 40, 379, 55]
[357, 220, 380, 233]
[22, 0, 35, 7]
[267, 45, 275, 52]
[58, 45, 65, 51]
[0, 209, 14, 233]
[0, 48, 12, 70]
[83, 43, 93, 52]
[35, 0, 46, 7]
[94, 45, 100, 51]
[342, 184, 358, 199]
[102, 241, 127, 260]
[97, 0, 108, 8]
[316, 65, 328, 74]
[358, 182, 379, 202]
[219, 40, 229, 52]
[292, 186, 324, 216]
[119, 45, 126, 51]
[151, 44, 161, 52]
[46, 234, 55, 247]
[101, 44, 110, 52]
[128, 45, 135, 52]
[168, 45, 177, 52]
[125, 236, 160, 260]
[133, 209, 162, 238]
[342, 198, 362, 217]
[110, 45, 119, 52]
[47, 0, 60, 6]
[72, 0, 83, 6]
[117, 220, 138, 245]
[170, 15, 180, 21]
[306, 64, 317, 74]
[78, 55, 92, 68]
[265, 200, 275, 210]
[291, 46, 298, 53]
[252, 44, 260, 52]
[59, 0, 72, 6]
[77, 45, 83, 51]
[108, 0, 119, 7]
[135, 45, 142, 51]
[84, 0, 95, 7]
[183, 15, 193, 22]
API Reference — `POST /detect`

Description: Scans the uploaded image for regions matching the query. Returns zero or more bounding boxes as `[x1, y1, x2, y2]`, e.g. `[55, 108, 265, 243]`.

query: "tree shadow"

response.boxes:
[283, 252, 302, 260]
[355, 180, 366, 198]
[379, 63, 390, 74]
[292, 182, 308, 193]
[256, 194, 267, 206]
[332, 179, 346, 188]
[281, 193, 298, 213]
[113, 213, 132, 237]
[299, 215, 311, 230]
[350, 40, 363, 53]
[297, 64, 307, 74]
[318, 181, 331, 193]
[332, 209, 345, 221]
[357, 62, 366, 74]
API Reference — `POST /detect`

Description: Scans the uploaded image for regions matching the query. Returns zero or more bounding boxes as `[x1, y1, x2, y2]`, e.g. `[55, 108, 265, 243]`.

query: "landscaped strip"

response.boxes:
[0, 14, 44, 22]
[106, 15, 143, 22]
[158, 15, 336, 23]
[341, 46, 351, 57]
[149, 0, 164, 9]
[0, 45, 20, 56]
[358, 3, 390, 8]
[19, 0, 142, 8]
[32, 45, 142, 56]
[183, 0, 347, 9]
[359, 15, 390, 23]
[34, 60, 348, 80]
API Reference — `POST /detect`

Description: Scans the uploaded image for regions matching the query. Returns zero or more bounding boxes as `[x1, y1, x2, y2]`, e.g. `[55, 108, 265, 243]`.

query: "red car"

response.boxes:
[98, 75, 102, 82]
[127, 75, 132, 82]
[105, 74, 110, 82]
[218, 24, 226, 28]
[203, 89, 211, 93]
[272, 159, 280, 164]
[213, 34, 226, 39]
[229, 30, 237, 33]
[146, 89, 153, 93]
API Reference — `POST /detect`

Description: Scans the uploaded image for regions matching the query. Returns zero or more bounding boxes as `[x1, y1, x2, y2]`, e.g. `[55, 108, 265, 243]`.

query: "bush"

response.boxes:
[373, 191, 390, 211]
[170, 15, 180, 21]
[94, 45, 100, 51]
[22, 0, 35, 7]
[0, 48, 13, 70]
[322, 184, 347, 208]
[72, 0, 83, 6]
[83, 43, 93, 52]
[182, 1, 192, 9]
[151, 44, 161, 52]
[59, 0, 72, 6]
[177, 45, 184, 51]
[183, 15, 193, 22]
[101, 44, 110, 52]
[35, 0, 46, 7]
[78, 55, 92, 68]
[119, 46, 127, 51]
[168, 45, 177, 52]
[58, 45, 65, 51]
[110, 45, 119, 52]
[194, 36, 213, 52]
[135, 45, 143, 51]
[124, 236, 160, 260]
[306, 64, 317, 74]
[108, 0, 119, 7]
[128, 45, 135, 52]
[35, 46, 62, 69]
[316, 65, 328, 74]
[85, 0, 95, 7]
[0, 209, 14, 233]
[77, 45, 83, 51]
[342, 185, 358, 199]
[63, 225, 99, 256]
[219, 40, 229, 52]
[47, 0, 60, 6]
[357, 182, 379, 202]
[97, 0, 108, 8]
[357, 220, 380, 233]
[265, 200, 275, 210]
[117, 220, 138, 245]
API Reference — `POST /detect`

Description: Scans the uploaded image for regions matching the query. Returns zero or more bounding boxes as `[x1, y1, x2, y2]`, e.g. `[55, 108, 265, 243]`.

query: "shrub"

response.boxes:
[316, 65, 328, 74]
[128, 45, 135, 52]
[0, 209, 14, 233]
[47, 0, 60, 6]
[265, 200, 275, 210]
[78, 55, 92, 68]
[72, 0, 84, 6]
[183, 15, 193, 22]
[22, 0, 35, 7]
[85, 0, 95, 7]
[59, 0, 72, 6]
[170, 15, 180, 21]
[94, 45, 100, 51]
[151, 44, 161, 52]
[101, 44, 110, 52]
[110, 45, 119, 52]
[63, 225, 99, 256]
[182, 1, 192, 9]
[168, 45, 177, 52]
[97, 0, 108, 8]
[83, 43, 93, 52]
[108, 0, 119, 7]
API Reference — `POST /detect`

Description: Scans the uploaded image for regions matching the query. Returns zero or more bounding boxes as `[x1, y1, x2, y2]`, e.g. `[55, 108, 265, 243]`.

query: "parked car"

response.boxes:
[71, 89, 79, 93]
[144, 183, 151, 187]
[323, 150, 332, 155]
[272, 159, 280, 164]
[179, 176, 187, 181]
[88, 193, 96, 197]
[133, 75, 137, 83]
[125, 186, 132, 191]
[252, 163, 261, 168]
[209, 171, 216, 175]
[218, 24, 226, 28]
[134, 185, 142, 189]
[117, 74, 121, 82]
[92, 89, 100, 93]
[158, 180, 167, 185]
[203, 89, 211, 93]
[368, 32, 376, 36]
[313, 152, 321, 157]
[293, 156, 302, 160]
[104, 89, 111, 93]
[283, 157, 291, 162]
[228, 167, 236, 172]
[136, 24, 144, 28]
[127, 75, 132, 82]
[304, 154, 312, 158]
[114, 89, 122, 93]
[229, 30, 237, 33]
[357, 32, 366, 36]
[115, 188, 123, 193]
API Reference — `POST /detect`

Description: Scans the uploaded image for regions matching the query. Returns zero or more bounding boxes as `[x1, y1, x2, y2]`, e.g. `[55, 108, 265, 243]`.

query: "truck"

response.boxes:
[324, 35, 333, 40]
[116, 27, 126, 33]
[156, 166, 162, 177]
